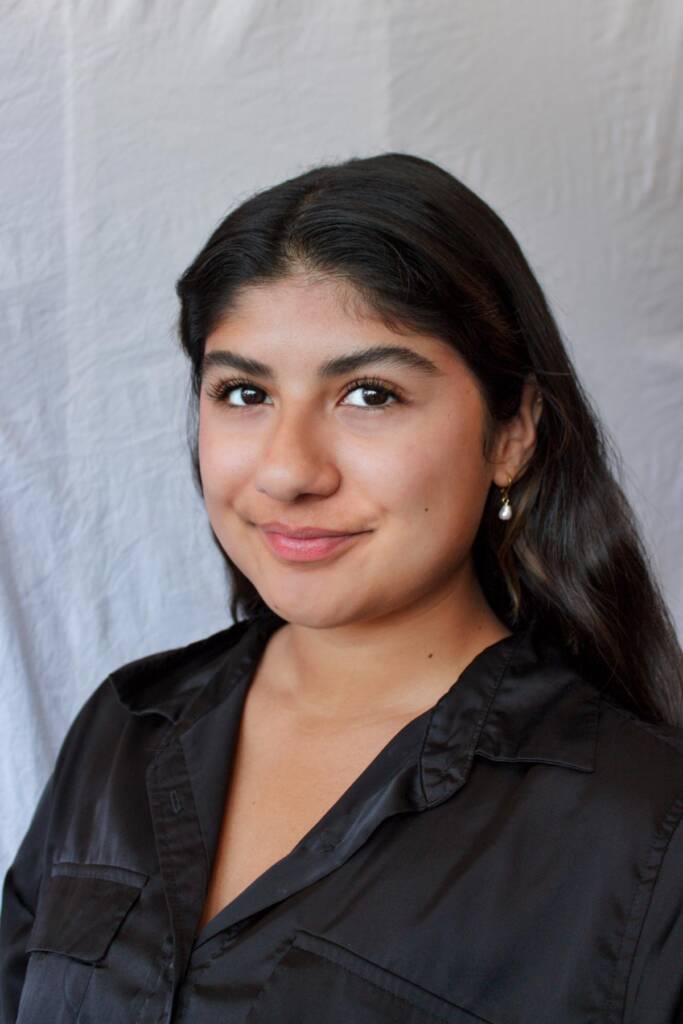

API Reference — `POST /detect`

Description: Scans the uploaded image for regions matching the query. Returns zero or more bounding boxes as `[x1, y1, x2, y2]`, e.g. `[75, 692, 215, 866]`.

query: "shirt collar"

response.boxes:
[107, 617, 257, 722]
[419, 623, 601, 805]
[109, 607, 601, 800]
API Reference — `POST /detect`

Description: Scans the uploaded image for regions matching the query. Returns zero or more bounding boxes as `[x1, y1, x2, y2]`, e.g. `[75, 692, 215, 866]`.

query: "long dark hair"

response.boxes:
[175, 153, 683, 728]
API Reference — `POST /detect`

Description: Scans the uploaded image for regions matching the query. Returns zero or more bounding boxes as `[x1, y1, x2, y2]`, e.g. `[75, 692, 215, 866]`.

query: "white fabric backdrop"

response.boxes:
[2, 0, 682, 880]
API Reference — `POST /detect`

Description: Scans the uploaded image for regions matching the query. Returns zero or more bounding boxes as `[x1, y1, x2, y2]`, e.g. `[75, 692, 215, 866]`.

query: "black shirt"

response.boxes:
[2, 609, 683, 1023]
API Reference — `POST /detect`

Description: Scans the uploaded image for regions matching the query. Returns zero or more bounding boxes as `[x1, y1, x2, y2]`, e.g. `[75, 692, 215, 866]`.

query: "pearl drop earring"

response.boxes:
[498, 474, 513, 521]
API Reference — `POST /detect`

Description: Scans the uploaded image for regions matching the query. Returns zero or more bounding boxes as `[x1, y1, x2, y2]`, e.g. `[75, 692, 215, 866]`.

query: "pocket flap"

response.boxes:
[26, 862, 148, 963]
[248, 929, 494, 1023]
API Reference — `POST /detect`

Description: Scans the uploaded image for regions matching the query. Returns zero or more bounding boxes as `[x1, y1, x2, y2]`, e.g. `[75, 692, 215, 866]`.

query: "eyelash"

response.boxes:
[204, 376, 403, 411]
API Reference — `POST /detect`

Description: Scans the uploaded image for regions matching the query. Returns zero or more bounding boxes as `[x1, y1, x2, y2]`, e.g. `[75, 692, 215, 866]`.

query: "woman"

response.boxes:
[1, 153, 682, 1024]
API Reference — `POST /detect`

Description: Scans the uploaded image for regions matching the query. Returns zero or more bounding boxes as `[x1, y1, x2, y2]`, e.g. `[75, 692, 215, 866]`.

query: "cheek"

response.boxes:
[197, 408, 251, 498]
[383, 414, 491, 552]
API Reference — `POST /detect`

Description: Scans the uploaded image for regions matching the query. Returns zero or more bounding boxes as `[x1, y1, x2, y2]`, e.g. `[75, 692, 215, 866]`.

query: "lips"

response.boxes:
[258, 521, 359, 539]
[258, 526, 366, 562]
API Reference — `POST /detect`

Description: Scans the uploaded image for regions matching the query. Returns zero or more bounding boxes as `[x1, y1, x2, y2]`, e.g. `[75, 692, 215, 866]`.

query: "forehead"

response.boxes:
[203, 276, 461, 374]
[211, 275, 373, 334]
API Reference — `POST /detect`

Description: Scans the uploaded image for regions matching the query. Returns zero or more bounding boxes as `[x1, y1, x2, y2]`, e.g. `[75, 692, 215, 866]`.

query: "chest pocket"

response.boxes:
[16, 862, 148, 1024]
[247, 929, 497, 1024]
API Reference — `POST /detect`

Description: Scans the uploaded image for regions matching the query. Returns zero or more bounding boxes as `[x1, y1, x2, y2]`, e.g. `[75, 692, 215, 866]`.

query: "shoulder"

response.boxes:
[485, 624, 683, 812]
[597, 693, 683, 777]
[105, 616, 256, 720]
[528, 623, 683, 807]
[505, 623, 683, 836]
[53, 616, 260, 774]
[590, 693, 683, 837]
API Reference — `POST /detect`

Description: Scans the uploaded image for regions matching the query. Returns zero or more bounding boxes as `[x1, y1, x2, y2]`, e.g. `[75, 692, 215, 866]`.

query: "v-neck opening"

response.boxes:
[189, 699, 432, 951]
[184, 612, 524, 954]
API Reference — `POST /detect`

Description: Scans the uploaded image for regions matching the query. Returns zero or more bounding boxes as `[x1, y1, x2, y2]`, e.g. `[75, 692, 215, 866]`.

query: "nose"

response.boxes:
[253, 403, 340, 501]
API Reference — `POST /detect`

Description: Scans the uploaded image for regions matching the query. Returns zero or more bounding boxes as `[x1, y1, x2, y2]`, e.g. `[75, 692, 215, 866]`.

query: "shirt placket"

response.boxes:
[146, 736, 209, 1023]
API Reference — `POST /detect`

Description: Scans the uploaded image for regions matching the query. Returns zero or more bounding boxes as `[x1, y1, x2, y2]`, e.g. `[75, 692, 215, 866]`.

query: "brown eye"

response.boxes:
[227, 385, 269, 407]
[205, 378, 273, 407]
[340, 378, 401, 410]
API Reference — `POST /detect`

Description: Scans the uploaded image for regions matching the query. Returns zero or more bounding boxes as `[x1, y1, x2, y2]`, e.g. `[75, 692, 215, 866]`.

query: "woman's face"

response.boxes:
[198, 275, 507, 628]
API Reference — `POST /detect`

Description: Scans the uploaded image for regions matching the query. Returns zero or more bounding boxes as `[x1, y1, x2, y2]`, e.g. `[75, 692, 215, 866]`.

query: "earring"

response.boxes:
[498, 474, 513, 521]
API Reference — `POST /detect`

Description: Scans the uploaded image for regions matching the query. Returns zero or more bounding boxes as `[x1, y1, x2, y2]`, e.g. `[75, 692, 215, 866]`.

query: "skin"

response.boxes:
[198, 274, 542, 727]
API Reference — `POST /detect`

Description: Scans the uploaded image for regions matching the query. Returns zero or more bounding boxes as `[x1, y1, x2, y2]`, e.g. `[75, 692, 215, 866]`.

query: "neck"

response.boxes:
[253, 567, 512, 725]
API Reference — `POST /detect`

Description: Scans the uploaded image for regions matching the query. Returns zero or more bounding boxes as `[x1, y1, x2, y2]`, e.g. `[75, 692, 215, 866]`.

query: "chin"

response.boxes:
[262, 591, 361, 630]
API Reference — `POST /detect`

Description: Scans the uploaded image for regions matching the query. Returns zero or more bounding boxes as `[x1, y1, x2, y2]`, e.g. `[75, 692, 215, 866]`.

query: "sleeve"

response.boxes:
[623, 798, 683, 1024]
[0, 768, 56, 1024]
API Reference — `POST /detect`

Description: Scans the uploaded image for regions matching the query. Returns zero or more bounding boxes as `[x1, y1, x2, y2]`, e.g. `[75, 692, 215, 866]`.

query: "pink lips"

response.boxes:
[259, 528, 365, 562]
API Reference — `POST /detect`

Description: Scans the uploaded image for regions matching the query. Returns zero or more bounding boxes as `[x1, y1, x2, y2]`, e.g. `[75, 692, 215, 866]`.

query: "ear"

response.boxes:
[490, 376, 543, 487]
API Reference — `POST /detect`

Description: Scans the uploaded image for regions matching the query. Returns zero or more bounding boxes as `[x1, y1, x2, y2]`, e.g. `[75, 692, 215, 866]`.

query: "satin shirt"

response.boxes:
[2, 608, 683, 1024]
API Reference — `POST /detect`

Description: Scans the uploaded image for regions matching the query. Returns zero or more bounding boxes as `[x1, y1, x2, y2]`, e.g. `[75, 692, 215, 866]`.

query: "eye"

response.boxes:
[340, 377, 401, 411]
[205, 378, 272, 407]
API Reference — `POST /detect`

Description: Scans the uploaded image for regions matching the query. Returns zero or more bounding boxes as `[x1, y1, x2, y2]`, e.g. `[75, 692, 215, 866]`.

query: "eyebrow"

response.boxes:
[200, 345, 443, 380]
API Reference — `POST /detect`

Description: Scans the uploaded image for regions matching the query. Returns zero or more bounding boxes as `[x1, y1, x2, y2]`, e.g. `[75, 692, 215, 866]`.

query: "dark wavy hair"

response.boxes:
[175, 153, 683, 728]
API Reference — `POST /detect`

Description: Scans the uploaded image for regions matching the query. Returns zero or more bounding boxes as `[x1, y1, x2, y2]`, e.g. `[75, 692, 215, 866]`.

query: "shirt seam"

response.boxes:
[605, 787, 683, 1023]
